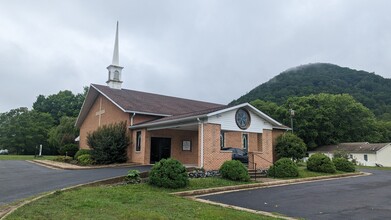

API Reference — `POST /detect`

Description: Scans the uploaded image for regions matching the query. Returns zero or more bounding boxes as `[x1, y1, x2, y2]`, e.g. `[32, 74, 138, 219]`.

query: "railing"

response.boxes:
[247, 152, 274, 181]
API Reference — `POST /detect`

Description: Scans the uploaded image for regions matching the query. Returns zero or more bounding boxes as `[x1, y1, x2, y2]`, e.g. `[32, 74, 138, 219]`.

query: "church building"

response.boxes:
[75, 23, 289, 170]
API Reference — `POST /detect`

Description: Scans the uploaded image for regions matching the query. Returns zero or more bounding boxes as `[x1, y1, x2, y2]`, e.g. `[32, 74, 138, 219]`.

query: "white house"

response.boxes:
[308, 142, 391, 167]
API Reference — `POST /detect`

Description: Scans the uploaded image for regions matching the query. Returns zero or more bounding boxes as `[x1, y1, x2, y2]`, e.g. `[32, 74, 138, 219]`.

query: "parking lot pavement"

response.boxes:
[0, 160, 151, 205]
[200, 169, 391, 220]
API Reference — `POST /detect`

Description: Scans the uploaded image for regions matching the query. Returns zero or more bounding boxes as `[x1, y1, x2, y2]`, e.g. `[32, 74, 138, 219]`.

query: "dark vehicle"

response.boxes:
[222, 147, 248, 163]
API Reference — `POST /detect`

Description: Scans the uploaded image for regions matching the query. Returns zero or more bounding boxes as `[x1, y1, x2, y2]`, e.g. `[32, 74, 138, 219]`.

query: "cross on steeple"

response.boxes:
[96, 97, 105, 126]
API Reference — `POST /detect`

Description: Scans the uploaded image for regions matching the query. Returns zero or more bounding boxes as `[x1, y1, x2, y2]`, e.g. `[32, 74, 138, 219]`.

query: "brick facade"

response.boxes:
[78, 93, 286, 170]
[79, 95, 130, 149]
[201, 123, 232, 170]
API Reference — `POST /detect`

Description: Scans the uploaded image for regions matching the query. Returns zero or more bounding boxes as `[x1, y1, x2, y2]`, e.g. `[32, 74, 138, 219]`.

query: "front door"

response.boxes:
[150, 137, 171, 164]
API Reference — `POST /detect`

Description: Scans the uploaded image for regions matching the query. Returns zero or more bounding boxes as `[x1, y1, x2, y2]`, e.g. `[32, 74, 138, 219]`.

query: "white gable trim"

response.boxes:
[207, 103, 283, 127]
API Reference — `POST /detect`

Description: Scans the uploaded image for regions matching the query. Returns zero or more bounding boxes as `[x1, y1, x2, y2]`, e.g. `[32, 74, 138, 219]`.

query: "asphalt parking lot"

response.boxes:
[0, 160, 151, 205]
[200, 169, 391, 220]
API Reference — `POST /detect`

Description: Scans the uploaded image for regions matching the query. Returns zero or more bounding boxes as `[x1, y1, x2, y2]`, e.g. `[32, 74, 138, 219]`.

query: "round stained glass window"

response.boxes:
[235, 108, 251, 130]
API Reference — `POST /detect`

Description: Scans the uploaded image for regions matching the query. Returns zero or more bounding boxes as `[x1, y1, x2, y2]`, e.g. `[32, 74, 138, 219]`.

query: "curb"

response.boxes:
[0, 173, 141, 220]
[172, 172, 369, 197]
[30, 160, 141, 170]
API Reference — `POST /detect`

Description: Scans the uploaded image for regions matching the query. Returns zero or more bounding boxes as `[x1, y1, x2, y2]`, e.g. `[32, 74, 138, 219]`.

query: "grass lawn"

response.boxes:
[5, 178, 278, 220]
[356, 165, 391, 171]
[0, 155, 58, 160]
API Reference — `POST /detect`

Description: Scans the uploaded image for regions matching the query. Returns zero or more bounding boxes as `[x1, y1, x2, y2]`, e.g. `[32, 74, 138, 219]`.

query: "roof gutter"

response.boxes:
[129, 114, 208, 129]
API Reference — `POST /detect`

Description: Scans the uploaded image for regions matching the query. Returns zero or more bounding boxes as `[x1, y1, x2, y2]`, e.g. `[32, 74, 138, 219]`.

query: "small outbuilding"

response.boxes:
[308, 142, 391, 167]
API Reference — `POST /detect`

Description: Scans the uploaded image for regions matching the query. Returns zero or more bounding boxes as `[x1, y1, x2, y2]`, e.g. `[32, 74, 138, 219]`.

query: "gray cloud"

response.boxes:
[1, 0, 391, 112]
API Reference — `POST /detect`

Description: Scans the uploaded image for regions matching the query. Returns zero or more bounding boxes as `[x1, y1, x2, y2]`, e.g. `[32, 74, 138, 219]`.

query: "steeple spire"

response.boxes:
[106, 21, 124, 89]
[112, 21, 119, 66]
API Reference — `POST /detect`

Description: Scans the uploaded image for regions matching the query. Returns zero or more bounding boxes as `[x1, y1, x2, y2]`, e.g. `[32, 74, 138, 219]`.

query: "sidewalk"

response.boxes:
[30, 160, 141, 170]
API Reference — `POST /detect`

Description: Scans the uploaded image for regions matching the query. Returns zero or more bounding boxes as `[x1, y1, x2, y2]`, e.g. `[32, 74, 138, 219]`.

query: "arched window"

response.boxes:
[114, 70, 120, 81]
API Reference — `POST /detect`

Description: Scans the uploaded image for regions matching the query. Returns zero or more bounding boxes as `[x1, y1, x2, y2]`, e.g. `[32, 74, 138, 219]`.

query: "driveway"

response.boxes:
[0, 160, 151, 205]
[200, 169, 391, 220]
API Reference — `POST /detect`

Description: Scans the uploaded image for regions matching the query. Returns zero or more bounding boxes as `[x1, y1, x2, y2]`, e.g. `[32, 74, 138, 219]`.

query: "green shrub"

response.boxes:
[333, 157, 355, 172]
[307, 153, 336, 173]
[275, 133, 307, 161]
[53, 156, 73, 163]
[219, 160, 250, 182]
[87, 121, 129, 164]
[77, 154, 94, 166]
[75, 149, 91, 160]
[125, 170, 141, 184]
[59, 144, 79, 157]
[268, 158, 299, 178]
[149, 158, 189, 189]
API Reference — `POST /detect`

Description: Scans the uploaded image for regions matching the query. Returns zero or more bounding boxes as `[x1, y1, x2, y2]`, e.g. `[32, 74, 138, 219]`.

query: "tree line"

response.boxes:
[251, 93, 391, 149]
[232, 63, 391, 121]
[0, 88, 87, 154]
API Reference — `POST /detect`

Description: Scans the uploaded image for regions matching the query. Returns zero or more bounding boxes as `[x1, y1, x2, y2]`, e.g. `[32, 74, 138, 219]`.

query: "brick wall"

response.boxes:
[248, 129, 285, 169]
[248, 129, 273, 169]
[224, 132, 242, 148]
[201, 123, 232, 170]
[79, 94, 130, 149]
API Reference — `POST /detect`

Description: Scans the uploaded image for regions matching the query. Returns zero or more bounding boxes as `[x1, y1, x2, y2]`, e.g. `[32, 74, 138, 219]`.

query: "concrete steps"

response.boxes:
[247, 169, 268, 179]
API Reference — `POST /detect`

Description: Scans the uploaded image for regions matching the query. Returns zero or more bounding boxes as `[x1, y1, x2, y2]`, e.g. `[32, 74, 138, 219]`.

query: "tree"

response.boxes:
[275, 133, 307, 161]
[284, 93, 381, 149]
[250, 99, 287, 122]
[87, 121, 129, 164]
[33, 89, 86, 124]
[48, 116, 79, 153]
[0, 108, 54, 154]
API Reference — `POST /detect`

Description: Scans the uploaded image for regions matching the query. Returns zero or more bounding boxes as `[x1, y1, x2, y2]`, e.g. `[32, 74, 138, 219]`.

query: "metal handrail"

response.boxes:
[248, 152, 274, 181]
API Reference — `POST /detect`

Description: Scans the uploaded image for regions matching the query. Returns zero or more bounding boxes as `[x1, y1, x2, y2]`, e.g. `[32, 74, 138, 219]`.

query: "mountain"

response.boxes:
[231, 63, 391, 120]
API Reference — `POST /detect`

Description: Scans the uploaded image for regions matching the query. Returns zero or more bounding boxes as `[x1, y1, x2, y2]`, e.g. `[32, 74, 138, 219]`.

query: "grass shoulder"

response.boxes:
[356, 165, 391, 171]
[0, 155, 58, 161]
[5, 178, 278, 220]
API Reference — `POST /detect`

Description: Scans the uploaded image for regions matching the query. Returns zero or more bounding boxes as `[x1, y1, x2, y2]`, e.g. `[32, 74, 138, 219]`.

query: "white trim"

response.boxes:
[91, 84, 127, 112]
[92, 85, 172, 117]
[130, 115, 207, 129]
[146, 122, 199, 131]
[198, 118, 204, 168]
[207, 103, 283, 127]
[124, 110, 170, 117]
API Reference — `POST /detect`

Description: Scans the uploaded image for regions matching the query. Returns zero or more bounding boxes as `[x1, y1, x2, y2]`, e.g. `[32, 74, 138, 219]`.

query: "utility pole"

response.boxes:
[289, 108, 295, 133]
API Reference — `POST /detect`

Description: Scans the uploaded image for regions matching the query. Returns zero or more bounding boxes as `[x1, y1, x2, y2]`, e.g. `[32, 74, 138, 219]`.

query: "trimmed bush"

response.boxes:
[268, 158, 299, 178]
[149, 158, 189, 189]
[275, 133, 307, 161]
[59, 144, 79, 157]
[219, 160, 250, 182]
[333, 157, 355, 172]
[307, 153, 336, 173]
[77, 154, 94, 166]
[87, 121, 129, 164]
[75, 149, 91, 160]
[53, 156, 73, 163]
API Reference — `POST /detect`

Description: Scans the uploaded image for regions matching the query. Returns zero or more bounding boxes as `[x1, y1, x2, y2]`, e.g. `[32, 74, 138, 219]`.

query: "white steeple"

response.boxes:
[106, 21, 124, 89]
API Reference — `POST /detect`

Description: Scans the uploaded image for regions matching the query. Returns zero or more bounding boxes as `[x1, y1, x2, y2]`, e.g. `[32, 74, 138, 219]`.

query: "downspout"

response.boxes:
[197, 118, 204, 168]
[130, 113, 136, 126]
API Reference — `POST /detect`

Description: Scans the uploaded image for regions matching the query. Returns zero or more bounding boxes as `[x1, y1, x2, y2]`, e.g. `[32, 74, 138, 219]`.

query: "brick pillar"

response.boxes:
[199, 123, 231, 170]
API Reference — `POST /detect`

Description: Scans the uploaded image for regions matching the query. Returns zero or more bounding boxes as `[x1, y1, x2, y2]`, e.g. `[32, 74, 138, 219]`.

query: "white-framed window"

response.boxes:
[364, 154, 368, 162]
[220, 131, 225, 149]
[242, 133, 248, 150]
[114, 70, 120, 80]
[136, 131, 141, 152]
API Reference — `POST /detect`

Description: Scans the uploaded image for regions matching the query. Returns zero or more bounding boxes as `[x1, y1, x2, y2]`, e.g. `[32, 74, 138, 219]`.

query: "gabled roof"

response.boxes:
[310, 142, 391, 154]
[75, 84, 224, 127]
[130, 103, 290, 130]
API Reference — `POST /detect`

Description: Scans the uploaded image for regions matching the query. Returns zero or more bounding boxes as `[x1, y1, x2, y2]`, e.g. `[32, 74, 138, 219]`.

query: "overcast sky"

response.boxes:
[1, 0, 391, 113]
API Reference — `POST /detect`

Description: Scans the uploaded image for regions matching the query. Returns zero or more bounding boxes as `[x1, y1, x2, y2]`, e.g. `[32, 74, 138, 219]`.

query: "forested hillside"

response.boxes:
[231, 63, 391, 120]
